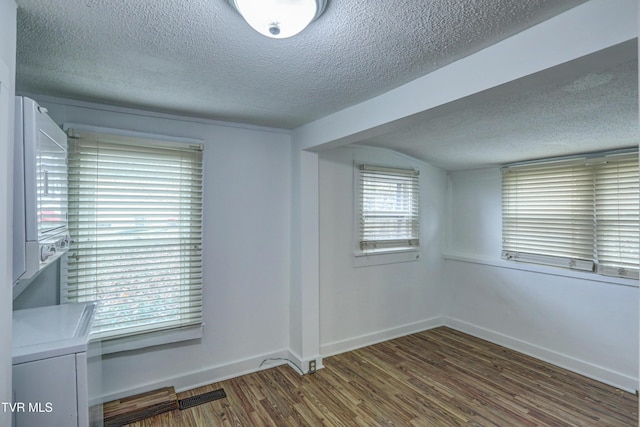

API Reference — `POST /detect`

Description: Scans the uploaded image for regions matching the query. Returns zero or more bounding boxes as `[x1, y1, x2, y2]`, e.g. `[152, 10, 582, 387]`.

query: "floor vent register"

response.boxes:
[178, 388, 227, 410]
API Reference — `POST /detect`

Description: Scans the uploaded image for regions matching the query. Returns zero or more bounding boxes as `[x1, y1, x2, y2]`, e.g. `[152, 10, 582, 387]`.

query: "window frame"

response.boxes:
[355, 162, 421, 259]
[501, 150, 639, 280]
[60, 124, 205, 348]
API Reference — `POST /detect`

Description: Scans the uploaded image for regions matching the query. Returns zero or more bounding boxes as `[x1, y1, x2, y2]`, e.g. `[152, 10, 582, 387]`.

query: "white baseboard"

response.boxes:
[287, 349, 325, 375]
[101, 348, 328, 402]
[320, 316, 444, 358]
[102, 349, 293, 402]
[444, 316, 639, 393]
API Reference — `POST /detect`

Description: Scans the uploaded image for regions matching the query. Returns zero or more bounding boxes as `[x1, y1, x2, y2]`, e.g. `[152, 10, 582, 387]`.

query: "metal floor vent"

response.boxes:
[178, 388, 227, 410]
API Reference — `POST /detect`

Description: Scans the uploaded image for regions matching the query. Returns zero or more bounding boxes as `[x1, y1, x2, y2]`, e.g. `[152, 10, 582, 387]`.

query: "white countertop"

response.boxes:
[12, 302, 97, 365]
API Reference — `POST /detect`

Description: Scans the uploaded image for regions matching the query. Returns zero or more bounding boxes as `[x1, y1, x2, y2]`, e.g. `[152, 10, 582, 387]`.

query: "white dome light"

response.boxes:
[232, 0, 327, 39]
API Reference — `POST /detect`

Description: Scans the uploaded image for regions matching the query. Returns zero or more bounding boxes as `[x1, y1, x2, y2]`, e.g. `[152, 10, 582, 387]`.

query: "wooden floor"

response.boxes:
[124, 327, 637, 426]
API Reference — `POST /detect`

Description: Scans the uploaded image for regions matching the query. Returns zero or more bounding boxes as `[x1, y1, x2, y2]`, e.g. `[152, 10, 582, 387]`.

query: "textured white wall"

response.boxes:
[444, 168, 639, 391]
[319, 145, 447, 356]
[38, 98, 293, 399]
[0, 1, 16, 425]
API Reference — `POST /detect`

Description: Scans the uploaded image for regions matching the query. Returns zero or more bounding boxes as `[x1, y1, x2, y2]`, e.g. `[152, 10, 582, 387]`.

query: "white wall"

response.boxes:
[0, 0, 16, 424]
[444, 168, 639, 392]
[289, 148, 321, 372]
[318, 145, 447, 356]
[34, 97, 293, 399]
[13, 261, 60, 309]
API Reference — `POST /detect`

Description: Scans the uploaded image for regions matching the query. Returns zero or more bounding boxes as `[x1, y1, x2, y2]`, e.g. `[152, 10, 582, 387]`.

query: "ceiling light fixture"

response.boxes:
[231, 0, 327, 39]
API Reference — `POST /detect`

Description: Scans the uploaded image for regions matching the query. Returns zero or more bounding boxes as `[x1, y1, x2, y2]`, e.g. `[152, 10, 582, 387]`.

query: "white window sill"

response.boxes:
[443, 253, 639, 288]
[354, 248, 421, 268]
[95, 324, 203, 355]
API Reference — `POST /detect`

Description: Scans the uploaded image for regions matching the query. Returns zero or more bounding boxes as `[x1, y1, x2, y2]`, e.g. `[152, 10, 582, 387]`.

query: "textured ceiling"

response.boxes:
[357, 40, 639, 170]
[16, 0, 592, 129]
[14, 0, 637, 170]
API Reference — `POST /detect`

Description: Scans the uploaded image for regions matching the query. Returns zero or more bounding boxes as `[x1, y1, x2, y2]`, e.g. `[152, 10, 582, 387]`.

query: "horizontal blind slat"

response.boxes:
[359, 164, 420, 252]
[502, 152, 638, 277]
[595, 156, 639, 277]
[62, 130, 204, 340]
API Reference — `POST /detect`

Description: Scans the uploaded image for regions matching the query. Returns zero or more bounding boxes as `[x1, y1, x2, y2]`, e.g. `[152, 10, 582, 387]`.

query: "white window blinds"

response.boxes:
[502, 152, 638, 279]
[359, 164, 420, 252]
[62, 130, 204, 340]
[595, 156, 639, 278]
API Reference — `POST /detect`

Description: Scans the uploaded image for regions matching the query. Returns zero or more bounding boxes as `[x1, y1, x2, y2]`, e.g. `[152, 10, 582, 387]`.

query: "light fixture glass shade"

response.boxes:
[233, 0, 324, 39]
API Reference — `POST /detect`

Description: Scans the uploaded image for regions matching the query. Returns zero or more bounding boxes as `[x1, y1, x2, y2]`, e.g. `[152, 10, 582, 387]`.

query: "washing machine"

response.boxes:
[12, 302, 102, 427]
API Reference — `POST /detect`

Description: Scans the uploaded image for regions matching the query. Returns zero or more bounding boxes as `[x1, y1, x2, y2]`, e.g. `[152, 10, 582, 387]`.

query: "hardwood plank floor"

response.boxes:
[125, 327, 638, 426]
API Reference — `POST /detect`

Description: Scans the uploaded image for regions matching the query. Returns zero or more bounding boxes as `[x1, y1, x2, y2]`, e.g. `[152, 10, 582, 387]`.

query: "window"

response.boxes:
[358, 164, 420, 253]
[502, 151, 638, 279]
[62, 129, 204, 340]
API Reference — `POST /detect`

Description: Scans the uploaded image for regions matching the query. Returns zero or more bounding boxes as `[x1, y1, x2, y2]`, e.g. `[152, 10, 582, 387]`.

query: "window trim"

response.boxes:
[99, 323, 203, 355]
[444, 252, 638, 289]
[61, 124, 205, 347]
[354, 162, 421, 259]
[501, 149, 639, 280]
